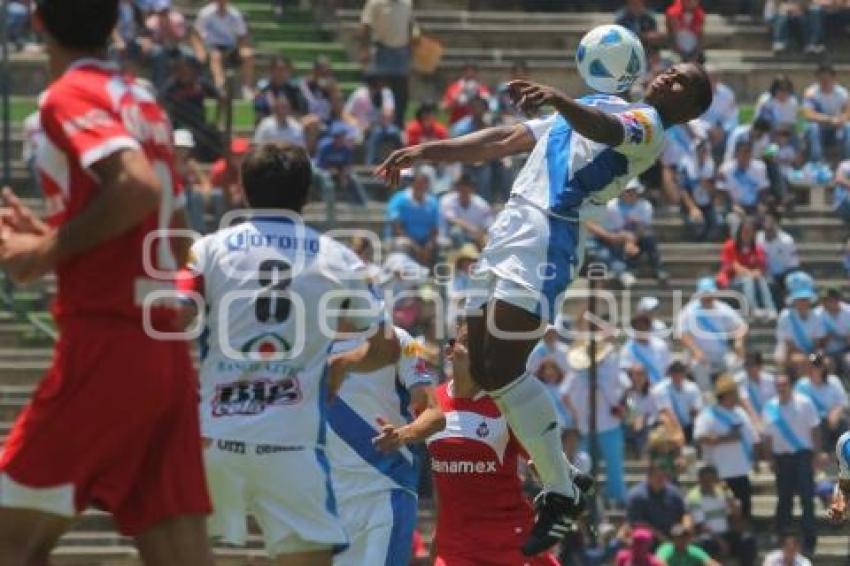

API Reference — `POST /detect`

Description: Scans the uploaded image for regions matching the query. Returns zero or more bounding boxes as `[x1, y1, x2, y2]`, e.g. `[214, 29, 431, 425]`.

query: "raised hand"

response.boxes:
[372, 416, 408, 453]
[375, 146, 424, 189]
[507, 80, 567, 116]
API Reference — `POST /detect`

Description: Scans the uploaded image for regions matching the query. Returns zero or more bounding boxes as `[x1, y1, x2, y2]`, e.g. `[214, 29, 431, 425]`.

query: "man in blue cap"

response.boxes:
[775, 274, 825, 371]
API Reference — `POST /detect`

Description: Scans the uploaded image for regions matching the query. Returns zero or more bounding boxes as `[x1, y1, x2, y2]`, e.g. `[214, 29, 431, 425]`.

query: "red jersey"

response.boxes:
[405, 119, 448, 147]
[717, 239, 767, 288]
[38, 58, 183, 323]
[427, 383, 558, 566]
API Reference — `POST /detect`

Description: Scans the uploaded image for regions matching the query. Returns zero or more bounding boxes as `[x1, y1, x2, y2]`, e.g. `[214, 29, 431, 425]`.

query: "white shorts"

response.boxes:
[204, 439, 348, 557]
[333, 488, 418, 566]
[466, 199, 582, 322]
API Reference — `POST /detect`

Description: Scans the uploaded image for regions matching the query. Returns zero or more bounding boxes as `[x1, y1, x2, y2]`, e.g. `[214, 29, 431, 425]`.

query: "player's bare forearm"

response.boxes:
[56, 149, 162, 263]
[377, 124, 533, 187]
[402, 387, 445, 443]
[508, 80, 624, 146]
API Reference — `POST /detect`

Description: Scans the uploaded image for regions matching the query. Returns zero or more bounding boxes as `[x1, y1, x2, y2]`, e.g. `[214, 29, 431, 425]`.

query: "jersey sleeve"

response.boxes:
[613, 106, 664, 157]
[522, 114, 557, 141]
[40, 85, 141, 173]
[337, 247, 384, 333]
[397, 330, 436, 390]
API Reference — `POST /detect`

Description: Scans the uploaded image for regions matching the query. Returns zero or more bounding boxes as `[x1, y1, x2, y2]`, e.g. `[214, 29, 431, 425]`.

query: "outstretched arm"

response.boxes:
[509, 80, 625, 146]
[377, 123, 534, 187]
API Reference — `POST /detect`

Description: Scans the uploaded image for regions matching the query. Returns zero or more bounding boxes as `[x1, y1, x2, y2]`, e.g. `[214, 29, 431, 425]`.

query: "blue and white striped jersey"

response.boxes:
[512, 94, 665, 220]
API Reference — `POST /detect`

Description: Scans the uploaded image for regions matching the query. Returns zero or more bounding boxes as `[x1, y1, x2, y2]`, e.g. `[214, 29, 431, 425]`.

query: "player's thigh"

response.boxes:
[203, 441, 250, 545]
[334, 489, 415, 566]
[249, 449, 347, 558]
[134, 514, 213, 566]
[477, 298, 545, 390]
[0, 507, 72, 566]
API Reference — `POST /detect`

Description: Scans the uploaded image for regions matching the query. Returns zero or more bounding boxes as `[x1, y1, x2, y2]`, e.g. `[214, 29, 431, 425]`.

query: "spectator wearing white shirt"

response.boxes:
[802, 63, 850, 162]
[621, 313, 672, 385]
[724, 118, 772, 165]
[653, 360, 702, 442]
[636, 296, 669, 339]
[625, 364, 665, 457]
[701, 66, 738, 162]
[661, 120, 709, 229]
[762, 531, 813, 566]
[794, 353, 848, 449]
[561, 342, 629, 504]
[252, 96, 305, 147]
[586, 179, 667, 287]
[344, 74, 403, 165]
[755, 75, 800, 131]
[718, 141, 770, 235]
[756, 212, 800, 307]
[677, 277, 747, 390]
[440, 175, 493, 249]
[736, 351, 777, 428]
[762, 374, 821, 554]
[694, 376, 759, 523]
[776, 282, 826, 369]
[817, 286, 850, 375]
[191, 0, 255, 99]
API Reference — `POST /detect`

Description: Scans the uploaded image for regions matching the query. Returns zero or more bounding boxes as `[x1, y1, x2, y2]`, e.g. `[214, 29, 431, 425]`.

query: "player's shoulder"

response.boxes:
[317, 233, 366, 270]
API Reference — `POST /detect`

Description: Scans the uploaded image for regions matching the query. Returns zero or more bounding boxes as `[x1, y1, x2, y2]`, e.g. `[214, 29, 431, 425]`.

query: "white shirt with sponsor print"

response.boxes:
[194, 2, 248, 48]
[677, 299, 745, 365]
[761, 393, 820, 455]
[187, 218, 381, 446]
[756, 230, 800, 278]
[718, 158, 769, 208]
[652, 378, 703, 427]
[694, 404, 758, 479]
[327, 327, 435, 498]
[735, 370, 777, 415]
[560, 354, 630, 434]
[776, 307, 826, 353]
[816, 303, 850, 355]
[794, 375, 848, 418]
[515, 95, 664, 222]
[619, 336, 671, 385]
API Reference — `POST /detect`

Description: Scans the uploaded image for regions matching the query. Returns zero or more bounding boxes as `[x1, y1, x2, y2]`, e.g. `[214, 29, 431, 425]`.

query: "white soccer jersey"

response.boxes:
[512, 95, 665, 221]
[186, 217, 381, 446]
[327, 327, 435, 498]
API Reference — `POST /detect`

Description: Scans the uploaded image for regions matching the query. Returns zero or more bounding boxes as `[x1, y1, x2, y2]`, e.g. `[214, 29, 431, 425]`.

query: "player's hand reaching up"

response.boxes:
[372, 416, 410, 453]
[507, 80, 569, 116]
[375, 146, 424, 189]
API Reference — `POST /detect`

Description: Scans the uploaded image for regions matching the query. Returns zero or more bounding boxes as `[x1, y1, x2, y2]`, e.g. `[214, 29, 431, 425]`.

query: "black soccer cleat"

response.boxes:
[574, 473, 595, 495]
[521, 490, 585, 556]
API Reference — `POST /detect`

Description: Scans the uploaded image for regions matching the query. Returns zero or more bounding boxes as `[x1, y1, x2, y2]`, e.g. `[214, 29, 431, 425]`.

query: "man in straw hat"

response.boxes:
[561, 336, 629, 505]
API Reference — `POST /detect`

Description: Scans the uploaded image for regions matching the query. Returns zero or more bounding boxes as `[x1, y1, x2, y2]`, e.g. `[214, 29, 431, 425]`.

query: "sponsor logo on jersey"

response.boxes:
[621, 110, 654, 145]
[211, 375, 303, 417]
[242, 332, 293, 359]
[476, 421, 490, 438]
[431, 458, 498, 474]
[224, 230, 320, 255]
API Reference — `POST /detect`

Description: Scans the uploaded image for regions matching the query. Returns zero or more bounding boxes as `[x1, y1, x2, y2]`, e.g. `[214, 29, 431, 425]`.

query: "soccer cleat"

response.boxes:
[574, 472, 595, 496]
[521, 490, 585, 556]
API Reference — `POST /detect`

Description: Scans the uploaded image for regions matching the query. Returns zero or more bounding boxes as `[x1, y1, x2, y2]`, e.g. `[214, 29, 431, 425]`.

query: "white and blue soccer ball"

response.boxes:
[575, 24, 647, 95]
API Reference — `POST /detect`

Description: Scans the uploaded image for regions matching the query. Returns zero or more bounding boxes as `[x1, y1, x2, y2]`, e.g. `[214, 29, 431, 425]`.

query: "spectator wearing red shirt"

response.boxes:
[718, 217, 777, 320]
[665, 0, 705, 62]
[440, 62, 491, 126]
[405, 101, 448, 147]
[211, 137, 250, 207]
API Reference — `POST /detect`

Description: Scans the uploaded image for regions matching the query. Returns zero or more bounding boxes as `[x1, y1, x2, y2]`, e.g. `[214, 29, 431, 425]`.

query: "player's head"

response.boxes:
[34, 0, 119, 51]
[644, 63, 712, 127]
[241, 143, 312, 213]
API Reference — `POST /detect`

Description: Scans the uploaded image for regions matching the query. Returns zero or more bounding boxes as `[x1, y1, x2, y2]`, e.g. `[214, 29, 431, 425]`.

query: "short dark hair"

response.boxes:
[415, 100, 438, 121]
[770, 74, 794, 96]
[698, 464, 719, 478]
[270, 56, 294, 69]
[36, 0, 119, 50]
[752, 117, 772, 133]
[816, 62, 836, 76]
[241, 143, 312, 212]
[745, 350, 763, 366]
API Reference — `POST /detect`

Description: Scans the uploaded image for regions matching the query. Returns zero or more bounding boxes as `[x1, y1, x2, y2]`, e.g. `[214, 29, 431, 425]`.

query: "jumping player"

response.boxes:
[828, 430, 850, 521]
[378, 64, 713, 554]
[328, 325, 445, 566]
[427, 319, 559, 566]
[0, 0, 212, 564]
[176, 143, 399, 566]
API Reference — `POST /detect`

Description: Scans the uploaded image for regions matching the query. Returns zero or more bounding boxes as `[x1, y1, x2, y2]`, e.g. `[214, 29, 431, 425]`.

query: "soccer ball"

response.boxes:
[575, 24, 646, 95]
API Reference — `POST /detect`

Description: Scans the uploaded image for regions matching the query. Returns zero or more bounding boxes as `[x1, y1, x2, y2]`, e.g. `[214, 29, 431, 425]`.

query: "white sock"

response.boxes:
[491, 373, 577, 499]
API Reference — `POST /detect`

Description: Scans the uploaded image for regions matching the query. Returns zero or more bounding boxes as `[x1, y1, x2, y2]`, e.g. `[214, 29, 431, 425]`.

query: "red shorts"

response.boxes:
[0, 316, 211, 536]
